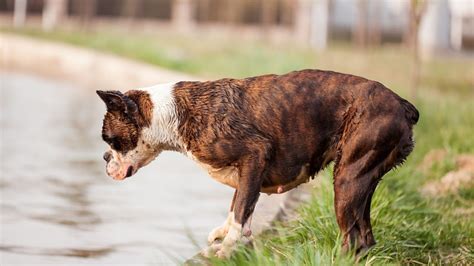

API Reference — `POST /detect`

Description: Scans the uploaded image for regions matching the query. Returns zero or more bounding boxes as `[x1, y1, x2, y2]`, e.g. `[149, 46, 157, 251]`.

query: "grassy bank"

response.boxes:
[208, 97, 474, 265]
[2, 27, 472, 97]
[5, 28, 473, 265]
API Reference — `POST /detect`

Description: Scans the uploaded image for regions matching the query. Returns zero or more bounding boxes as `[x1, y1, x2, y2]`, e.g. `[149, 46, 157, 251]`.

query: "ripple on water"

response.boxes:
[1, 72, 233, 264]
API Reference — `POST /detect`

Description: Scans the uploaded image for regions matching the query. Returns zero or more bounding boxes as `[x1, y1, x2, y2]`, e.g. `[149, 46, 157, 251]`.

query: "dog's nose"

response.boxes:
[103, 151, 112, 162]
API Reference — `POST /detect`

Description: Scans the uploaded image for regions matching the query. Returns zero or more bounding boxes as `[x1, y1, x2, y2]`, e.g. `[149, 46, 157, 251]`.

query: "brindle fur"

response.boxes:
[98, 90, 153, 154]
[99, 69, 419, 254]
[173, 69, 418, 252]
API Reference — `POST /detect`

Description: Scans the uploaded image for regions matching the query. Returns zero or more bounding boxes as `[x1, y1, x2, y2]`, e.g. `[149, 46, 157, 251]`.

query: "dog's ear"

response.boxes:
[97, 90, 139, 119]
[97, 90, 125, 112]
[123, 96, 138, 115]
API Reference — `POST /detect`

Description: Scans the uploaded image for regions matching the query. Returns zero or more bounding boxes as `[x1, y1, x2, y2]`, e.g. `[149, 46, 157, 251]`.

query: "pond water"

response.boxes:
[0, 72, 243, 265]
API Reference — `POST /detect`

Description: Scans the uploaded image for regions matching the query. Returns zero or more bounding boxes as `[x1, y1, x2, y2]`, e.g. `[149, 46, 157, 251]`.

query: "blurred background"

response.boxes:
[0, 0, 473, 265]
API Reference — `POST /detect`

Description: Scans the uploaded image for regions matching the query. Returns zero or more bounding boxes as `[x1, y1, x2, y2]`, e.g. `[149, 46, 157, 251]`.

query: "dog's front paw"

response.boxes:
[207, 226, 228, 244]
[200, 242, 221, 258]
[200, 241, 237, 259]
[215, 244, 235, 259]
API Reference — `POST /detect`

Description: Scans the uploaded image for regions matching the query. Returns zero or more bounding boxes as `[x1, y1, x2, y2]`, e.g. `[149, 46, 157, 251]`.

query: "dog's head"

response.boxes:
[97, 90, 159, 180]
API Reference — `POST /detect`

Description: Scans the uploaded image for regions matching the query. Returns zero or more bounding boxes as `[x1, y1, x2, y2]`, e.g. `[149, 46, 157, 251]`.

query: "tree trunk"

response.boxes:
[408, 0, 427, 100]
[310, 0, 329, 51]
[78, 0, 96, 29]
[418, 0, 451, 56]
[294, 0, 312, 43]
[172, 0, 194, 32]
[121, 0, 143, 19]
[450, 16, 463, 51]
[13, 0, 27, 28]
[42, 0, 68, 31]
[281, 0, 294, 26]
[368, 0, 382, 46]
[198, 0, 211, 22]
[353, 0, 368, 48]
[261, 0, 277, 35]
[225, 0, 242, 26]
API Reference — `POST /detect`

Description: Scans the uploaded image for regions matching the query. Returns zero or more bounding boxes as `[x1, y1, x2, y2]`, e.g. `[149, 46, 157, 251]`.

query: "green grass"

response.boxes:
[206, 95, 474, 266]
[4, 27, 473, 265]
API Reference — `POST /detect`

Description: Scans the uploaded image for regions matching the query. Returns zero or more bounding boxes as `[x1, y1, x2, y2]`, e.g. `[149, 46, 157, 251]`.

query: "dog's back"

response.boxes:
[173, 69, 418, 190]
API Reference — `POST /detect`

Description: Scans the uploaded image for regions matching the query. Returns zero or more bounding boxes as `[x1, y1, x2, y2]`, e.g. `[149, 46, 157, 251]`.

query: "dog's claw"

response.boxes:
[200, 243, 222, 258]
[215, 245, 234, 259]
[207, 226, 227, 244]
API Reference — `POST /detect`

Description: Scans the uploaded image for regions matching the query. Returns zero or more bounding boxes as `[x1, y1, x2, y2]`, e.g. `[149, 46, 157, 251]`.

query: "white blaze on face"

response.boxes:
[106, 137, 162, 180]
[104, 82, 186, 180]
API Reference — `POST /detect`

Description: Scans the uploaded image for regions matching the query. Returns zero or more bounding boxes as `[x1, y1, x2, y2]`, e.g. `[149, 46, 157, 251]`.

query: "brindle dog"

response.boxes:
[98, 69, 419, 258]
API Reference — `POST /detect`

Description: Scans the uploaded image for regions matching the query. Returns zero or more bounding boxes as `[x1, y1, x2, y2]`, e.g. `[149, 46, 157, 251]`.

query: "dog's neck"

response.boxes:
[140, 82, 186, 153]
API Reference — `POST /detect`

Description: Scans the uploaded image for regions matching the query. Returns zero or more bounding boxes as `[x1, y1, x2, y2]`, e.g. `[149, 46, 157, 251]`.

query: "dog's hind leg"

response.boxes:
[334, 157, 378, 253]
[333, 120, 412, 254]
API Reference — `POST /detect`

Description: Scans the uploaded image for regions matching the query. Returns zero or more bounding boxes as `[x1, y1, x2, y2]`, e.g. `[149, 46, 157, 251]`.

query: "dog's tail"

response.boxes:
[400, 98, 419, 125]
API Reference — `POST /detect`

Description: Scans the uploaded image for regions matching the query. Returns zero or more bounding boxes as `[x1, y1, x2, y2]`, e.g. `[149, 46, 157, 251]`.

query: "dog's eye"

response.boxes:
[107, 137, 122, 151]
[110, 138, 122, 151]
[102, 134, 110, 142]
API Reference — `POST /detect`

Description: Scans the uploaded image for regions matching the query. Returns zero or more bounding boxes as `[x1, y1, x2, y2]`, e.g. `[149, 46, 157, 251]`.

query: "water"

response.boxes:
[0, 72, 240, 265]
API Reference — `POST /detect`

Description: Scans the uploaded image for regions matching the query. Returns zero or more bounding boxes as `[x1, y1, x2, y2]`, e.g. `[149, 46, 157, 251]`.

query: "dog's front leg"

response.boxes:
[215, 154, 265, 259]
[207, 190, 237, 244]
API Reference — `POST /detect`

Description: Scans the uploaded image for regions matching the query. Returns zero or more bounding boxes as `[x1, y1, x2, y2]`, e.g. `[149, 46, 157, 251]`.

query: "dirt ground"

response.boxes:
[420, 149, 474, 196]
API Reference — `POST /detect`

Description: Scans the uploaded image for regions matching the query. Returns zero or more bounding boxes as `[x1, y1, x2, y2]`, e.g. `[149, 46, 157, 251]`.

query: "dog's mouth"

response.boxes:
[107, 163, 137, 180]
[125, 165, 134, 178]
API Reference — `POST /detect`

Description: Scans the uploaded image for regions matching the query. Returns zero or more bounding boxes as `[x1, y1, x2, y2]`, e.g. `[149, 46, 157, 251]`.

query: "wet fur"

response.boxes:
[98, 69, 419, 255]
[173, 70, 418, 253]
